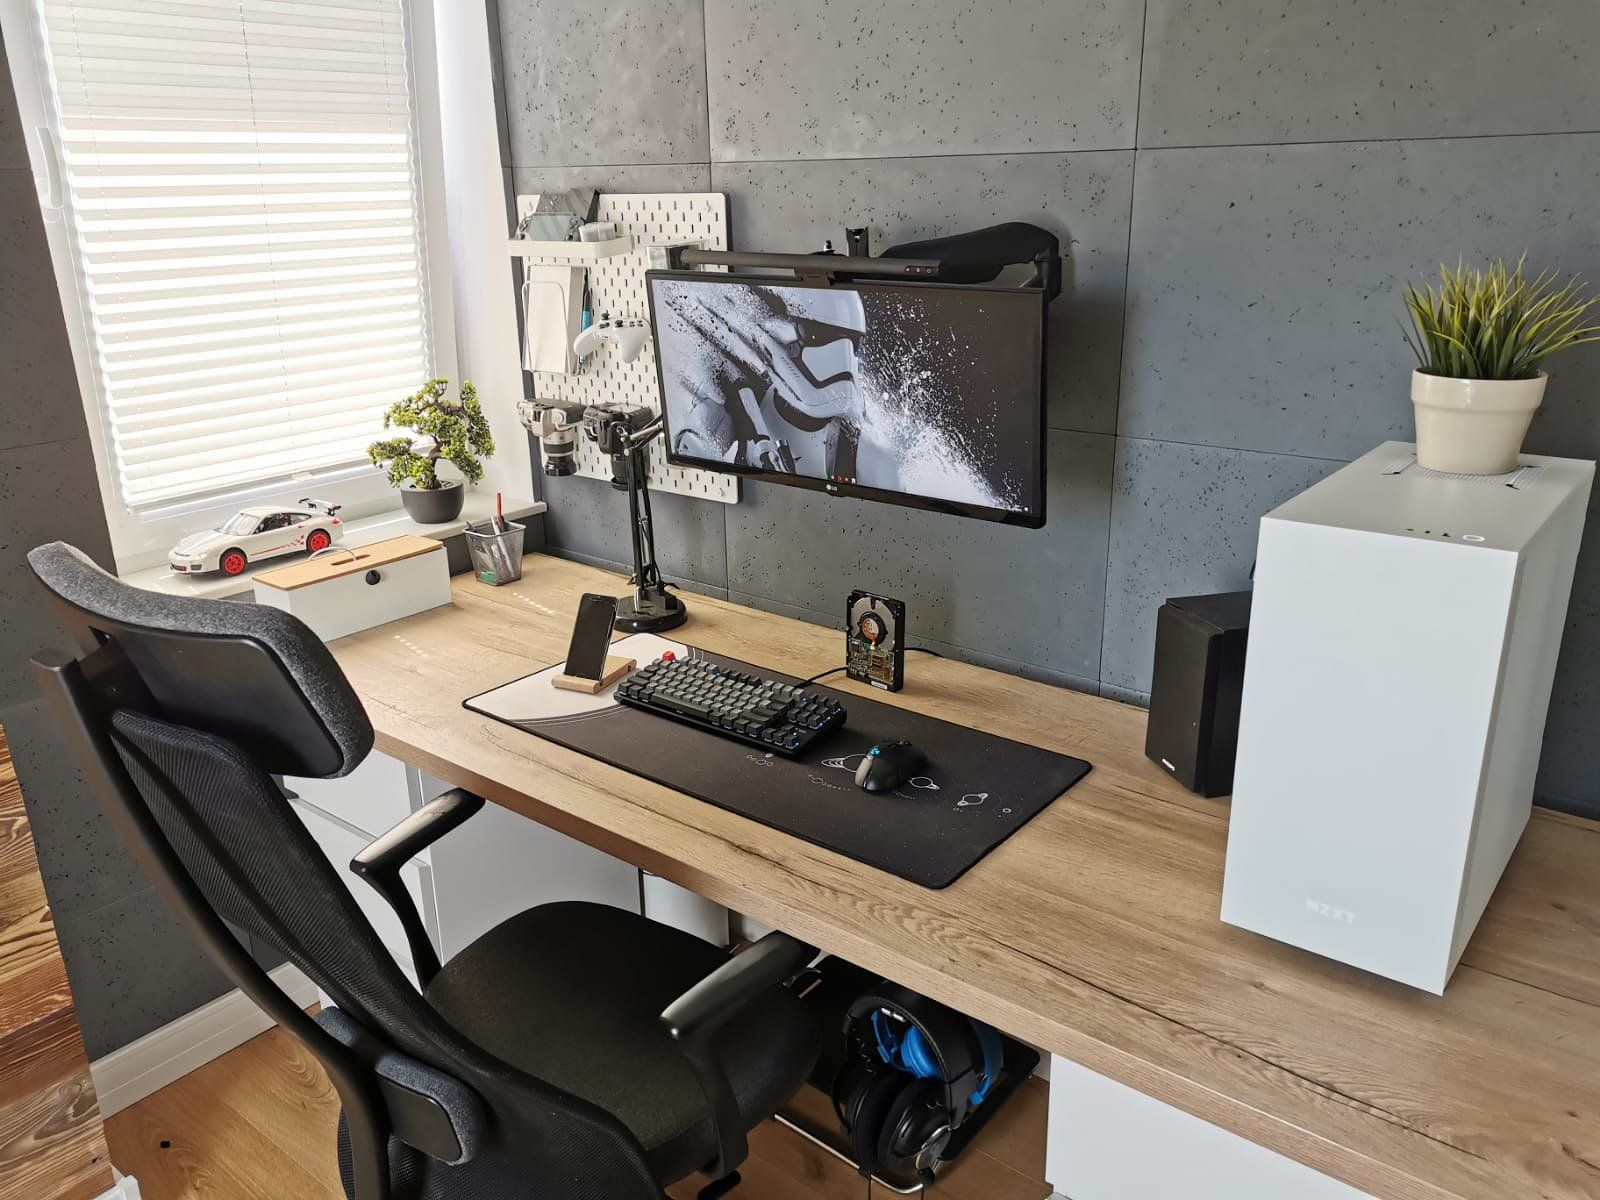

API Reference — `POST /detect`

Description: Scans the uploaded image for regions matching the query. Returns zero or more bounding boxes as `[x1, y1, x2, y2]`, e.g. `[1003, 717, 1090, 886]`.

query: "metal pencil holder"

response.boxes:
[464, 519, 525, 585]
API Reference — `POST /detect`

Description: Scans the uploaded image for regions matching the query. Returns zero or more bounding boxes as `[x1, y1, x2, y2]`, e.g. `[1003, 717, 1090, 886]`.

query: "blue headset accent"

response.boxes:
[868, 1007, 1005, 1108]
[969, 1022, 1004, 1107]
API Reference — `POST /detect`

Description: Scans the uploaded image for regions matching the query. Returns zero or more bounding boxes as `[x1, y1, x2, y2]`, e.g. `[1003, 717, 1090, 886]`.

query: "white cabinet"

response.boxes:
[642, 872, 730, 947]
[291, 799, 432, 985]
[417, 770, 643, 961]
[1046, 1056, 1375, 1200]
[286, 750, 414, 843]
[284, 751, 642, 988]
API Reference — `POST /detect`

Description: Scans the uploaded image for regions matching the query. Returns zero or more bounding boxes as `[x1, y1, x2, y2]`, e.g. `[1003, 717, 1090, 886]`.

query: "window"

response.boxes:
[217, 512, 261, 536]
[26, 0, 442, 548]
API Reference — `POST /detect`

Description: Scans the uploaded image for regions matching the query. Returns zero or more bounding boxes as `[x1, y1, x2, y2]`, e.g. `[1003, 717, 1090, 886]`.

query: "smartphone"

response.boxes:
[564, 593, 618, 679]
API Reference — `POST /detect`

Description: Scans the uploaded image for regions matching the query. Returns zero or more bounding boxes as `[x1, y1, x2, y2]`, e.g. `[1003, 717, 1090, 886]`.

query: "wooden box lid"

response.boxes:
[254, 535, 443, 592]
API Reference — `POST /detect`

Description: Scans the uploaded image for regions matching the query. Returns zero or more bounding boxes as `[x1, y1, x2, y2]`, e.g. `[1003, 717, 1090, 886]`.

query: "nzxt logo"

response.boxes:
[1306, 898, 1357, 925]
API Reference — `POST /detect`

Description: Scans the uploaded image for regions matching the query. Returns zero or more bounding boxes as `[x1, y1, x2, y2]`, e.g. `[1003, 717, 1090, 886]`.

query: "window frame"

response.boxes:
[1, 0, 458, 572]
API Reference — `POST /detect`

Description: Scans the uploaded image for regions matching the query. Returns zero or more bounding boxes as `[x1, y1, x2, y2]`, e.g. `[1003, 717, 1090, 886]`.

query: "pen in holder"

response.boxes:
[465, 516, 525, 585]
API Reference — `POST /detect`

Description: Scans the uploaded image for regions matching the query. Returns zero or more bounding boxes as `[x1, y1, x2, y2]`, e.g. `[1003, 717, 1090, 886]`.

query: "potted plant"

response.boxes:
[1402, 257, 1599, 474]
[368, 378, 495, 523]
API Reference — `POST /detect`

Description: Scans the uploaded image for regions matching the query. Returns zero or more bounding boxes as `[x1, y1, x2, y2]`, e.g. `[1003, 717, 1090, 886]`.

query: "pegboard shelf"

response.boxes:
[507, 235, 634, 261]
[514, 192, 737, 505]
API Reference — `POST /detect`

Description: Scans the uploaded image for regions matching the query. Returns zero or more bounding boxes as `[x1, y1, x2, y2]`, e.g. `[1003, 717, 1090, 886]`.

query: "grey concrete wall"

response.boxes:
[1, 28, 236, 1057]
[495, 0, 1600, 817]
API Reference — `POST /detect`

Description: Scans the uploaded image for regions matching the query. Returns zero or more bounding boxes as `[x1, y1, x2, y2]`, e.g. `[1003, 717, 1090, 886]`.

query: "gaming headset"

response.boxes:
[831, 981, 1004, 1188]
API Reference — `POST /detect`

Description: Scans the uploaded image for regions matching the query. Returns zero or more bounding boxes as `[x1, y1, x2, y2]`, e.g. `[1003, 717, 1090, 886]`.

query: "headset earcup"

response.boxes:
[876, 1077, 949, 1182]
[898, 1023, 942, 1079]
[832, 1059, 875, 1131]
[849, 1071, 906, 1181]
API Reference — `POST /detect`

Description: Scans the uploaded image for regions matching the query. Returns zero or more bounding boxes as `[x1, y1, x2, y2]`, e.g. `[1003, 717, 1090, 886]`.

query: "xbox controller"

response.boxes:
[572, 313, 651, 363]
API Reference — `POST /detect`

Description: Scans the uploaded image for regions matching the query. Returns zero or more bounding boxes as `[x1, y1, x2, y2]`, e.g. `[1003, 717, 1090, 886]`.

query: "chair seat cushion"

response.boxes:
[425, 901, 819, 1184]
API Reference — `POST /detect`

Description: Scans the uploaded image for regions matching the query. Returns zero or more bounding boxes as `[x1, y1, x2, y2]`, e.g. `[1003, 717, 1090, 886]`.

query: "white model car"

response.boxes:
[168, 499, 344, 577]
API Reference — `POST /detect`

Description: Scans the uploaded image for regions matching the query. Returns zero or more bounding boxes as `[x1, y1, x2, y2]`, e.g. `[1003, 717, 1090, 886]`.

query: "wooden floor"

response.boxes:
[105, 1025, 1051, 1199]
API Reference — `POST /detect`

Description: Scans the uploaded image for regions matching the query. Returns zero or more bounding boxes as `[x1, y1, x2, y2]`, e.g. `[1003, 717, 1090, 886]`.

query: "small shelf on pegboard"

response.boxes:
[507, 235, 634, 261]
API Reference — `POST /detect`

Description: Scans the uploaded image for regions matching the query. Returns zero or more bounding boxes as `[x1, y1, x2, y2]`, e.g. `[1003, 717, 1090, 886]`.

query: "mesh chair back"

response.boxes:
[27, 542, 664, 1199]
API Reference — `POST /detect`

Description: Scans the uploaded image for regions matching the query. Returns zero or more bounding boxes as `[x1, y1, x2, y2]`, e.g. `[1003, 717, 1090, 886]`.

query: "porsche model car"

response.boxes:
[168, 499, 344, 577]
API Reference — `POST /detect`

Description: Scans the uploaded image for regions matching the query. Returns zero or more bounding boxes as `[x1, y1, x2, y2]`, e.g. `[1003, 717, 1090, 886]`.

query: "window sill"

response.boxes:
[120, 493, 546, 600]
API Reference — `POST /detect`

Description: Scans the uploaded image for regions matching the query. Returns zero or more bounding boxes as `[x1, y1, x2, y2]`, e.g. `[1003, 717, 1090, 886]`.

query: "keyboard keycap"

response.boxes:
[613, 656, 848, 756]
[658, 695, 713, 720]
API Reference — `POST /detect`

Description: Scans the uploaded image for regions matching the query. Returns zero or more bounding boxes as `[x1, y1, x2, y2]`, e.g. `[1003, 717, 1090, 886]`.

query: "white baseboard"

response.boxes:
[91, 962, 317, 1118]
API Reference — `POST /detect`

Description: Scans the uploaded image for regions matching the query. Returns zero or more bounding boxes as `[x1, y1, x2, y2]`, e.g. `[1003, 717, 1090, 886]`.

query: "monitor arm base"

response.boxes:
[616, 586, 687, 634]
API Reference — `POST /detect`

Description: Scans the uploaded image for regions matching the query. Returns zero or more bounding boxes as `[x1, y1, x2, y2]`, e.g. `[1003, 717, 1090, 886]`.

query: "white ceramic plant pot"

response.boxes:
[1411, 370, 1546, 475]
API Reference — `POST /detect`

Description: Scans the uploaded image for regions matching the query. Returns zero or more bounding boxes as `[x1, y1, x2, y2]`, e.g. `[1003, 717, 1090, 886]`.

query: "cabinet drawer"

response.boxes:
[292, 798, 432, 984]
[284, 748, 414, 840]
[1046, 1056, 1375, 1200]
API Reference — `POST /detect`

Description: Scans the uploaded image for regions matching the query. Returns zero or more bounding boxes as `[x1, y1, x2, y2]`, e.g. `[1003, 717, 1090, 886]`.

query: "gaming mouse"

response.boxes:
[855, 739, 927, 792]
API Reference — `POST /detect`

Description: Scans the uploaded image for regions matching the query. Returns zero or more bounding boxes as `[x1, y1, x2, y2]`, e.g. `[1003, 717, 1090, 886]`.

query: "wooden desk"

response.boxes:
[329, 555, 1600, 1200]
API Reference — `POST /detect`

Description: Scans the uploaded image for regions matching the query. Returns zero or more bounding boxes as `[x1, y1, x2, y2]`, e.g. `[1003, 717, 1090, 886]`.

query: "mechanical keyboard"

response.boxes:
[614, 655, 847, 755]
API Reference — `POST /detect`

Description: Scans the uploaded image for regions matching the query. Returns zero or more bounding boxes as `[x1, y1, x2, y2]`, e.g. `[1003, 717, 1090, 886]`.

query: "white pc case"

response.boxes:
[1221, 442, 1593, 993]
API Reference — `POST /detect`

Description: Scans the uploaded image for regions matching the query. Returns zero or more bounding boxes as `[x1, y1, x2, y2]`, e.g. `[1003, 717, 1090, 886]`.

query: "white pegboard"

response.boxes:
[514, 193, 738, 504]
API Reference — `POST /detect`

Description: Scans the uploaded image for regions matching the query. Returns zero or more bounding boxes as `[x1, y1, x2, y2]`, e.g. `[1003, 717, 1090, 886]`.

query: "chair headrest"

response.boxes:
[28, 541, 373, 778]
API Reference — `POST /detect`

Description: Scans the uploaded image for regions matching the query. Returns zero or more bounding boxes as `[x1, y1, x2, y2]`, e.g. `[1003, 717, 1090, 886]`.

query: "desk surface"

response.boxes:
[329, 554, 1600, 1200]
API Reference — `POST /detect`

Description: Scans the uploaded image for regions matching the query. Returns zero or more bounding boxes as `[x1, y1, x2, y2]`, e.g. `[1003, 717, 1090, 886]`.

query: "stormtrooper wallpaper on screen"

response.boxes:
[649, 276, 1042, 516]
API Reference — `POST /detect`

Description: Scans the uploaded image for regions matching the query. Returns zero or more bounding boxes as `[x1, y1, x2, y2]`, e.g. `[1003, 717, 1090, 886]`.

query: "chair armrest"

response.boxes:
[661, 931, 817, 1040]
[350, 788, 485, 986]
[660, 931, 817, 1179]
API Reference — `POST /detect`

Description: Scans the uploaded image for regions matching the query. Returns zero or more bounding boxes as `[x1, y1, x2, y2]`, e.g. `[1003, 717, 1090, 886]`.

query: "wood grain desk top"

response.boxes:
[329, 554, 1600, 1200]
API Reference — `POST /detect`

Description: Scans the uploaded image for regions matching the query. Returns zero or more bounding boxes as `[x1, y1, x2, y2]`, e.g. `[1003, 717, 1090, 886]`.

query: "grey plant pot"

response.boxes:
[400, 479, 465, 524]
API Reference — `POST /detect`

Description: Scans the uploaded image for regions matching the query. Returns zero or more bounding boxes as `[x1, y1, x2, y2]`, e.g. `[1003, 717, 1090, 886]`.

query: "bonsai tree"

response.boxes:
[368, 378, 495, 490]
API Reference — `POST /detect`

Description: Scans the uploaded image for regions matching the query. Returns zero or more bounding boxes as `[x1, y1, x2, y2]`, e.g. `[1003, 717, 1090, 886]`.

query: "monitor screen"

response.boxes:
[645, 271, 1046, 526]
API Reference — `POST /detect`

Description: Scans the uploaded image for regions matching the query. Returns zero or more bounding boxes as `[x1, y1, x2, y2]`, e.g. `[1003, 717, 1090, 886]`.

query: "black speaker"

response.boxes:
[1144, 591, 1252, 798]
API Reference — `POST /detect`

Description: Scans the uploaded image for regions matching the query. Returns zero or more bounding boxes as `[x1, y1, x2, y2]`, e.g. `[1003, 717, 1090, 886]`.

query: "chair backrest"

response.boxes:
[27, 543, 662, 1200]
[29, 541, 372, 778]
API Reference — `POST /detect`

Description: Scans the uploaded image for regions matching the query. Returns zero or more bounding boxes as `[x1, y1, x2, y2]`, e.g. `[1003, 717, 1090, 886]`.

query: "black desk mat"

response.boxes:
[464, 633, 1091, 888]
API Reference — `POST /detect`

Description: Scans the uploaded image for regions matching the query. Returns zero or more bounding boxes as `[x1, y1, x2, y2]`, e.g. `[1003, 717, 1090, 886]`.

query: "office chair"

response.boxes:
[27, 542, 822, 1200]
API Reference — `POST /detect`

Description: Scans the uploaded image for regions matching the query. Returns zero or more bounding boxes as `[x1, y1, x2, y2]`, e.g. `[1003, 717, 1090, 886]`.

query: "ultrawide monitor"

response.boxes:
[645, 271, 1046, 526]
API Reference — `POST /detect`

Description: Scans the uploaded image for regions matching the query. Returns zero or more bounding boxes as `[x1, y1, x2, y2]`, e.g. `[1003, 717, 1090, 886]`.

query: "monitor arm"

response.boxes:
[671, 221, 1062, 302]
[879, 222, 1062, 301]
[595, 413, 687, 634]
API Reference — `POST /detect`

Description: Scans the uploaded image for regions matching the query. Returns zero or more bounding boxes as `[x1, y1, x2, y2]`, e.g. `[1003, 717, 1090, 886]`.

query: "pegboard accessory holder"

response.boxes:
[514, 192, 737, 504]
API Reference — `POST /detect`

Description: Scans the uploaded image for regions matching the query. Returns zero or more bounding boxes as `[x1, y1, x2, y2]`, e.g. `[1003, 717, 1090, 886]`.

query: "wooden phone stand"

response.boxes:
[552, 655, 635, 695]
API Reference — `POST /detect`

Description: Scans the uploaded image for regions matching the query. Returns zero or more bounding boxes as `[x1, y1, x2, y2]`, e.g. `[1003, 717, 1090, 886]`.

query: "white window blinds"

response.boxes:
[40, 0, 431, 508]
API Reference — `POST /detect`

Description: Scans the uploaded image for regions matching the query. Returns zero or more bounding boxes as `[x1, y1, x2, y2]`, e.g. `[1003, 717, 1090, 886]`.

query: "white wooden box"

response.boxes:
[252, 535, 451, 642]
